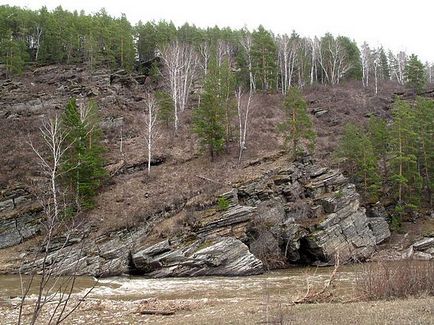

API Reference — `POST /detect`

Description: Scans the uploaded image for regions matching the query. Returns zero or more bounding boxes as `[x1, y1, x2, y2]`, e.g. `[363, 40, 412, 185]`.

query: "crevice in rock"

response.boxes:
[297, 237, 325, 265]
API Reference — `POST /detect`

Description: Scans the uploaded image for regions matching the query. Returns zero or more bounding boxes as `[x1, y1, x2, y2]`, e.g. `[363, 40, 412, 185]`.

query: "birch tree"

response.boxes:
[309, 37, 319, 85]
[26, 116, 68, 324]
[276, 33, 299, 94]
[199, 40, 211, 76]
[239, 29, 256, 92]
[372, 49, 380, 94]
[361, 42, 371, 87]
[425, 62, 433, 84]
[388, 51, 407, 85]
[317, 34, 356, 85]
[159, 40, 199, 132]
[236, 87, 253, 163]
[144, 93, 159, 175]
[20, 116, 94, 325]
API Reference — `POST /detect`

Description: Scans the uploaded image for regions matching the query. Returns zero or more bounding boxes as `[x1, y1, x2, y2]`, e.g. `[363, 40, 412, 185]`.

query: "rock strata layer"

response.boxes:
[2, 159, 391, 277]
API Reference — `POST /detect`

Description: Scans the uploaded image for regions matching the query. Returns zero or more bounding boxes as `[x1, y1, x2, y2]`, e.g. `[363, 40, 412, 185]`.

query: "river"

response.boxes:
[6, 263, 433, 325]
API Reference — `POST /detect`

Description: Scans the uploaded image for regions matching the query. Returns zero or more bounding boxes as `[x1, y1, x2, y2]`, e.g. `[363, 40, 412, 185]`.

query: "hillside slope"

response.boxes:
[0, 65, 401, 232]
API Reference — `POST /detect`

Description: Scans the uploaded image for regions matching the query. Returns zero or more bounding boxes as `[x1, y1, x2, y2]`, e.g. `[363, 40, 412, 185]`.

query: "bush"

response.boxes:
[217, 197, 230, 211]
[355, 260, 434, 300]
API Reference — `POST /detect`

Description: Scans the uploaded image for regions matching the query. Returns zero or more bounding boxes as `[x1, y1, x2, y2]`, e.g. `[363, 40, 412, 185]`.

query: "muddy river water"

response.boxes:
[0, 265, 359, 301]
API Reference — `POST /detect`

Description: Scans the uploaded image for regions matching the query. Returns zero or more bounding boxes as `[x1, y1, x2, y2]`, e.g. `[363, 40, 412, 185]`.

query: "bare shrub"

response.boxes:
[355, 260, 434, 300]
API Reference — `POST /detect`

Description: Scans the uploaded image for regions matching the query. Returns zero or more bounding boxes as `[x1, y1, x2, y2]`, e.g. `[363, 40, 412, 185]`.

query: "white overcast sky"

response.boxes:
[2, 0, 433, 62]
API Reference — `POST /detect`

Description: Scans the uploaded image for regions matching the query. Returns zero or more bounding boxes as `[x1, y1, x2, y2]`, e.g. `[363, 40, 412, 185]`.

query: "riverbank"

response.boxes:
[2, 291, 433, 324]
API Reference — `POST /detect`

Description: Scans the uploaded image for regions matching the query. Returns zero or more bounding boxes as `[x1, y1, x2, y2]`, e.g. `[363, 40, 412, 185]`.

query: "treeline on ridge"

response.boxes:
[0, 4, 431, 94]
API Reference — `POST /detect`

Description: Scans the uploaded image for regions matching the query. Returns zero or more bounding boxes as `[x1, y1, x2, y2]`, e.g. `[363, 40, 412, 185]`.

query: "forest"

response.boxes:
[0, 5, 431, 89]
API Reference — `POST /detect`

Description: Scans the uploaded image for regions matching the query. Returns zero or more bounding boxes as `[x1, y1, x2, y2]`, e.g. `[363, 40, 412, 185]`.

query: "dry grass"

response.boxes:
[355, 260, 434, 300]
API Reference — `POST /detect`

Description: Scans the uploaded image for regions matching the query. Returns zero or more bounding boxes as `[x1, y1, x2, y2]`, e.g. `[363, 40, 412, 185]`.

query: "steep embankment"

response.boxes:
[0, 64, 410, 276]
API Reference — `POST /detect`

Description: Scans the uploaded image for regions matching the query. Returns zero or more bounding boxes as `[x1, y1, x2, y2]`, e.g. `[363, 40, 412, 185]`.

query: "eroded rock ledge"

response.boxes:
[4, 158, 391, 277]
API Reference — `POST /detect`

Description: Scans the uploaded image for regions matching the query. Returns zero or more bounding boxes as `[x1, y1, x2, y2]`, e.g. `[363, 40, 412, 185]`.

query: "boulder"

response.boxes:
[412, 252, 432, 261]
[412, 237, 434, 251]
[367, 217, 391, 244]
[132, 237, 263, 277]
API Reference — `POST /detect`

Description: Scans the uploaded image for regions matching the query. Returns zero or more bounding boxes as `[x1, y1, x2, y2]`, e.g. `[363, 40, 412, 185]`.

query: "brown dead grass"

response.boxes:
[355, 260, 434, 300]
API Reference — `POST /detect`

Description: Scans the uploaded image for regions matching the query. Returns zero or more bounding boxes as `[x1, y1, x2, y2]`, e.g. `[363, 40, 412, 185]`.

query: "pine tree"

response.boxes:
[414, 97, 434, 205]
[404, 54, 426, 93]
[192, 58, 228, 160]
[338, 124, 380, 199]
[61, 99, 106, 210]
[389, 99, 421, 208]
[279, 88, 316, 158]
[368, 116, 390, 193]
[219, 58, 236, 141]
[378, 47, 390, 80]
[252, 25, 278, 91]
[155, 90, 174, 128]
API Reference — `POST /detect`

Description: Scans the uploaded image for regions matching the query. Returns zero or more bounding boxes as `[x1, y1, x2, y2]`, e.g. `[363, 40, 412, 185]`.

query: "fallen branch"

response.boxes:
[139, 309, 175, 316]
[291, 252, 340, 305]
[196, 175, 225, 185]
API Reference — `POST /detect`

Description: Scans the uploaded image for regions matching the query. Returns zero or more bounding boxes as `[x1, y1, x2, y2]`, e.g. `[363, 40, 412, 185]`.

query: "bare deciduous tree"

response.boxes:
[389, 50, 407, 85]
[144, 93, 160, 175]
[18, 116, 94, 325]
[239, 30, 256, 93]
[236, 87, 253, 163]
[276, 34, 299, 94]
[159, 41, 199, 132]
[372, 49, 380, 94]
[317, 35, 352, 85]
[361, 42, 371, 88]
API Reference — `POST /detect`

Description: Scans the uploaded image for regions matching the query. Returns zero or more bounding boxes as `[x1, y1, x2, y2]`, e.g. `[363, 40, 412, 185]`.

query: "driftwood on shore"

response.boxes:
[139, 309, 175, 316]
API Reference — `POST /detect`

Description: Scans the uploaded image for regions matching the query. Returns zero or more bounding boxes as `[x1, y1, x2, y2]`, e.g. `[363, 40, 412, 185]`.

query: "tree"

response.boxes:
[404, 54, 426, 93]
[276, 32, 299, 94]
[338, 123, 381, 199]
[317, 34, 360, 85]
[377, 47, 390, 81]
[193, 59, 227, 160]
[389, 99, 421, 207]
[144, 93, 160, 175]
[414, 98, 434, 205]
[155, 90, 174, 128]
[236, 86, 253, 163]
[238, 29, 256, 92]
[388, 51, 407, 85]
[368, 116, 390, 193]
[23, 116, 93, 325]
[251, 25, 277, 91]
[360, 42, 371, 87]
[279, 88, 315, 158]
[159, 40, 199, 132]
[0, 35, 28, 77]
[219, 58, 236, 141]
[425, 62, 433, 84]
[61, 99, 106, 210]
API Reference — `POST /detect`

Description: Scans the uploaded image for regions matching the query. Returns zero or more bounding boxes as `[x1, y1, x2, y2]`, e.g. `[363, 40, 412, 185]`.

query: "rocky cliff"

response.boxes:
[7, 157, 390, 278]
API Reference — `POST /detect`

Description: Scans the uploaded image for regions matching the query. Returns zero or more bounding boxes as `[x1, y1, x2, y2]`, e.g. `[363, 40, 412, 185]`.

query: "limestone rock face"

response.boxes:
[0, 188, 42, 249]
[131, 237, 263, 277]
[8, 158, 392, 277]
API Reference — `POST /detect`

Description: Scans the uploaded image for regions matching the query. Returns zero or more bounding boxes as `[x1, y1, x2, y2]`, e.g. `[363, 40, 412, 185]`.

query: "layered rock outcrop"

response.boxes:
[0, 187, 42, 249]
[2, 159, 391, 277]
